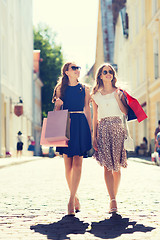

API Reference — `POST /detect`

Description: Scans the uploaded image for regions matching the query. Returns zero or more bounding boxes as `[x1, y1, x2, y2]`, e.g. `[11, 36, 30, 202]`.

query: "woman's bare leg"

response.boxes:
[104, 167, 117, 211]
[64, 154, 82, 214]
[20, 150, 22, 157]
[104, 167, 115, 199]
[63, 154, 73, 191]
[68, 156, 83, 213]
[113, 170, 121, 197]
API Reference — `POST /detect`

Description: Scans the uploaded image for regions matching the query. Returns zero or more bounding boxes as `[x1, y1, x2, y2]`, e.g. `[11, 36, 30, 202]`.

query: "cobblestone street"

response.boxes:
[0, 156, 160, 239]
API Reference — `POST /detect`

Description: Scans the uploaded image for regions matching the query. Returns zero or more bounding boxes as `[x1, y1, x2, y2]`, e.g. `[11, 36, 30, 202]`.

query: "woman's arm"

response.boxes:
[53, 86, 63, 110]
[114, 89, 128, 115]
[92, 99, 98, 151]
[84, 87, 91, 131]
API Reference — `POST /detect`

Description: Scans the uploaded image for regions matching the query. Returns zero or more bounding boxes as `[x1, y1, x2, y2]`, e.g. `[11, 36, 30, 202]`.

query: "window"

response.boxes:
[120, 7, 129, 39]
[154, 39, 159, 79]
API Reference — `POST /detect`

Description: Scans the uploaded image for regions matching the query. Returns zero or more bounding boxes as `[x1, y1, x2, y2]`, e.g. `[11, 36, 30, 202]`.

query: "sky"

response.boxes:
[33, 0, 99, 78]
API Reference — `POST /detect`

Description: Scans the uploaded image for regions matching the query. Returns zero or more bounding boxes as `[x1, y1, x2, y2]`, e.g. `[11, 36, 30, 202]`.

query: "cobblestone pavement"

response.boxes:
[0, 156, 160, 239]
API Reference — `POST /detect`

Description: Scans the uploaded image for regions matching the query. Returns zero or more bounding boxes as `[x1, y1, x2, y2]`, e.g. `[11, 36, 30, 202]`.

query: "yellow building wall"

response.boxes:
[146, 0, 160, 146]
[95, 0, 160, 153]
[114, 0, 160, 152]
[123, 0, 148, 147]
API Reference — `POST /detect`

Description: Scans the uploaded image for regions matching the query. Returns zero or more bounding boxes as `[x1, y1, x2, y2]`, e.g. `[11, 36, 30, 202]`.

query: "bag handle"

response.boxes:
[119, 89, 128, 104]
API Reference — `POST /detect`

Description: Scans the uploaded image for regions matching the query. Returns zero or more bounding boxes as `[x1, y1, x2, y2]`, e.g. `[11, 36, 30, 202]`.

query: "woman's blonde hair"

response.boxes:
[92, 63, 118, 95]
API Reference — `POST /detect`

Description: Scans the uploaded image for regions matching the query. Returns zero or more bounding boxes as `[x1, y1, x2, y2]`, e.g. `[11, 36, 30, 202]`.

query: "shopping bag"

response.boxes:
[123, 115, 134, 151]
[45, 110, 70, 141]
[124, 136, 134, 151]
[126, 93, 147, 122]
[40, 118, 68, 147]
[120, 89, 147, 122]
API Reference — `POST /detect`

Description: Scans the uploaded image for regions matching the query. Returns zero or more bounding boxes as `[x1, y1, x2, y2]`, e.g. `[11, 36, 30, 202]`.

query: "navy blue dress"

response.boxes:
[56, 83, 91, 157]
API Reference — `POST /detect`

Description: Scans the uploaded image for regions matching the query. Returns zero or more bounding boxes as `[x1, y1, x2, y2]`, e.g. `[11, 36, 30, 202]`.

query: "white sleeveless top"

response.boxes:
[92, 91, 123, 120]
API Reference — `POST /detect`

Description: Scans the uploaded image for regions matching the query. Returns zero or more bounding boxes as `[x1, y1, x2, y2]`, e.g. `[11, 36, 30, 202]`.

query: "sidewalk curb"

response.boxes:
[0, 156, 157, 170]
[0, 156, 44, 169]
[128, 157, 156, 166]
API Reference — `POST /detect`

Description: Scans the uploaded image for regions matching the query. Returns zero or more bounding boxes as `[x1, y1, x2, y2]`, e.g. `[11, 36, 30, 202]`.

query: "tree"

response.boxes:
[34, 24, 64, 118]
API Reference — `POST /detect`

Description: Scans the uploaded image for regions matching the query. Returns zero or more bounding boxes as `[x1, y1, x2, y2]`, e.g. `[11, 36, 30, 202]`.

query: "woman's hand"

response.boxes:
[114, 88, 122, 100]
[54, 98, 63, 110]
[93, 137, 98, 151]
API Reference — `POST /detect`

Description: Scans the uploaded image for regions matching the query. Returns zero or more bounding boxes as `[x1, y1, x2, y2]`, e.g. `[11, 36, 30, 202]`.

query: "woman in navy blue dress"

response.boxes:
[52, 62, 92, 215]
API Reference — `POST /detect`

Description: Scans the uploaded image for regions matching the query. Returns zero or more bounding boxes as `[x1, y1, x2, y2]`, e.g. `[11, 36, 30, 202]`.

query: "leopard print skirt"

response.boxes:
[93, 116, 127, 172]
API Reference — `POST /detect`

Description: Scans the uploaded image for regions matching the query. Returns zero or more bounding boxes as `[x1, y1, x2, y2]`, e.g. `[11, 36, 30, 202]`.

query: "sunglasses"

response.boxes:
[103, 70, 113, 75]
[71, 66, 81, 71]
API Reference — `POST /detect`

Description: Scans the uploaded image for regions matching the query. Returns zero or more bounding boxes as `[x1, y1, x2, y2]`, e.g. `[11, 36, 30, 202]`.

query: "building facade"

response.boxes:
[114, 0, 160, 152]
[33, 50, 43, 156]
[0, 0, 33, 157]
[85, 0, 126, 82]
[94, 0, 115, 78]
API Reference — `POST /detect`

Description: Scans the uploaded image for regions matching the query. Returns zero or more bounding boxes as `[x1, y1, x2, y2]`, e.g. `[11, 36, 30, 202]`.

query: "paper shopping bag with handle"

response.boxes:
[40, 118, 69, 147]
[45, 110, 70, 141]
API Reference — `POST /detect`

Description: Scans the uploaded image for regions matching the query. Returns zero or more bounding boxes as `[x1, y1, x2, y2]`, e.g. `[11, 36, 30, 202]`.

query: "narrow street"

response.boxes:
[0, 156, 159, 239]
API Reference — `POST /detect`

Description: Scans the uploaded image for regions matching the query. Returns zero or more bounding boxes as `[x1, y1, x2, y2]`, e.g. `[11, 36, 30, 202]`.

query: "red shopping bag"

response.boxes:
[125, 92, 147, 122]
[45, 110, 70, 141]
[40, 118, 68, 147]
[120, 89, 148, 122]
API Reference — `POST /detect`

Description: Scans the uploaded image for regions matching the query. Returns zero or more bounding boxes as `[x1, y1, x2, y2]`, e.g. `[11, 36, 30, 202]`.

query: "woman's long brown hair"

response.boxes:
[92, 63, 118, 95]
[52, 62, 73, 102]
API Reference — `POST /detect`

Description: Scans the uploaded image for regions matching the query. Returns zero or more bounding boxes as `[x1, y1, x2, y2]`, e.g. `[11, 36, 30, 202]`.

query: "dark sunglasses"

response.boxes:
[71, 66, 81, 71]
[103, 70, 113, 75]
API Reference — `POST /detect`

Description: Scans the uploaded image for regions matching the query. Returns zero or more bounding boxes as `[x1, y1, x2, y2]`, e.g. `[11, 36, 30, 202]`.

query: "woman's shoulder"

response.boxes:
[78, 82, 91, 95]
[78, 82, 87, 89]
[91, 91, 101, 104]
